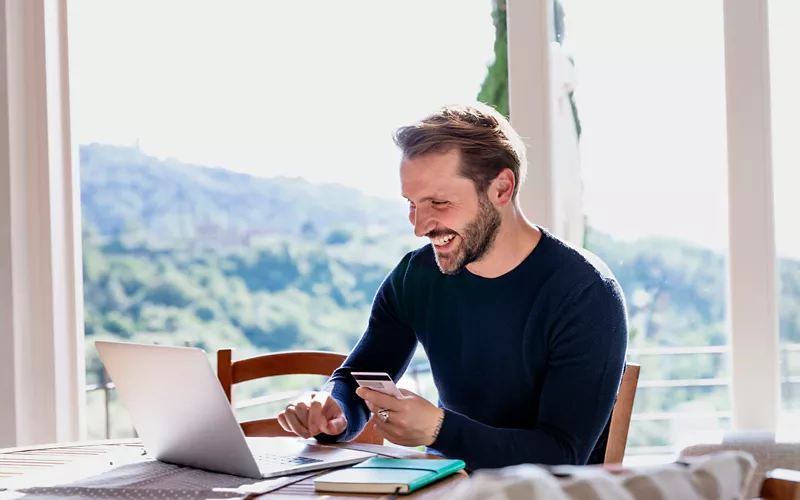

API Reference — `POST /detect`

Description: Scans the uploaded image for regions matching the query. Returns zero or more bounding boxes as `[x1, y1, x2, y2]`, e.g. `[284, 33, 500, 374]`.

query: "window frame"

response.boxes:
[721, 0, 780, 431]
[0, 0, 782, 446]
[0, 0, 85, 447]
[507, 0, 781, 433]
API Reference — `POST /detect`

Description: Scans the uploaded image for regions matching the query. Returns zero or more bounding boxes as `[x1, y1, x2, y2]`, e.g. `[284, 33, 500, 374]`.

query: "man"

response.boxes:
[277, 103, 628, 471]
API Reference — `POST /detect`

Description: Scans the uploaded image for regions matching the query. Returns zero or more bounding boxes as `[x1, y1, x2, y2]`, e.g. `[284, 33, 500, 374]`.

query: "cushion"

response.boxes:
[680, 430, 800, 499]
[450, 451, 756, 500]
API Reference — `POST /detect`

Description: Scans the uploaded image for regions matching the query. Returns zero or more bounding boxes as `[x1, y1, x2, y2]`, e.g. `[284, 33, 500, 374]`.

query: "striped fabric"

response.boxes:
[451, 451, 756, 500]
[680, 431, 800, 499]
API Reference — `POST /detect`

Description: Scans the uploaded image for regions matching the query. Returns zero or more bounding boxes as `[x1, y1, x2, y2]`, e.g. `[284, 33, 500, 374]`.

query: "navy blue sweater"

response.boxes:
[318, 228, 628, 471]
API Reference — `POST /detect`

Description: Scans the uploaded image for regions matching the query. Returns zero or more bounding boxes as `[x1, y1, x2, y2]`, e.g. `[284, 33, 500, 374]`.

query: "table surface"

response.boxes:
[0, 439, 467, 498]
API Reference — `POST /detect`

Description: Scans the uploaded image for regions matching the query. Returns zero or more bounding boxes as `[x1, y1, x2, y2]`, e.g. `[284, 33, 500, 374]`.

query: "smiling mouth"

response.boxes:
[430, 234, 457, 250]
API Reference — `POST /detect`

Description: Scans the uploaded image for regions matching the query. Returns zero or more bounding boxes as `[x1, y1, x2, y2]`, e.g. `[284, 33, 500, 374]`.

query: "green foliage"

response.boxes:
[194, 305, 216, 322]
[585, 228, 731, 347]
[102, 311, 134, 338]
[79, 143, 409, 244]
[325, 227, 354, 246]
[477, 0, 509, 117]
[477, 0, 581, 137]
[80, 144, 800, 449]
[144, 281, 195, 308]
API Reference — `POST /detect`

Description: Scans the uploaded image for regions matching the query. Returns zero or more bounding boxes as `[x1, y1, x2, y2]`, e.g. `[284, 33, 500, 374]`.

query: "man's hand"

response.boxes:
[277, 392, 347, 439]
[356, 387, 445, 447]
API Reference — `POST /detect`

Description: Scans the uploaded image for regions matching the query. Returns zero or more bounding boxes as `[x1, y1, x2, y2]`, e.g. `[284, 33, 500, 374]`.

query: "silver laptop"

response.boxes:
[95, 340, 374, 479]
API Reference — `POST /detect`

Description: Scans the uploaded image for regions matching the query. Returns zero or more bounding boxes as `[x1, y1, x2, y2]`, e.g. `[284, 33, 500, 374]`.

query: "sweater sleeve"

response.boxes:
[314, 253, 418, 443]
[429, 277, 628, 470]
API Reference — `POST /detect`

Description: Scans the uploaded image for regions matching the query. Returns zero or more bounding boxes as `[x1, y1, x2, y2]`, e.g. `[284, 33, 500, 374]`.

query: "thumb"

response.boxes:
[398, 388, 416, 397]
[325, 414, 347, 435]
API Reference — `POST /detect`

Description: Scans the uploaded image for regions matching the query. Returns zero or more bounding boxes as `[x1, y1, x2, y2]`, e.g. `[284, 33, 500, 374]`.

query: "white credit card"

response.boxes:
[351, 372, 403, 398]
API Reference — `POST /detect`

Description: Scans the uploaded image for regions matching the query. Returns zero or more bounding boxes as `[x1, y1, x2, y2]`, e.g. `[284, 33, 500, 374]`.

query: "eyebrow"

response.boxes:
[402, 194, 447, 203]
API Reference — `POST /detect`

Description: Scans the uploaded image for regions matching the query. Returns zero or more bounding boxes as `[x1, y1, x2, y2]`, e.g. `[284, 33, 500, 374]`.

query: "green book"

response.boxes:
[312, 457, 466, 495]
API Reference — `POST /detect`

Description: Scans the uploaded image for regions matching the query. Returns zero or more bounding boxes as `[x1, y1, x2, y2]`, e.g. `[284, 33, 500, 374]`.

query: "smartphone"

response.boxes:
[351, 372, 403, 398]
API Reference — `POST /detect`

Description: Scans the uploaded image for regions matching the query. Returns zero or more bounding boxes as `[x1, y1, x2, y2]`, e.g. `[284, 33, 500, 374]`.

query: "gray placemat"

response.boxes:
[12, 459, 311, 499]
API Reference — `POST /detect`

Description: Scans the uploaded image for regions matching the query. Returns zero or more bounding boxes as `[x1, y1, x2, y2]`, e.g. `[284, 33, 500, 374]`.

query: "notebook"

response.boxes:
[312, 457, 465, 495]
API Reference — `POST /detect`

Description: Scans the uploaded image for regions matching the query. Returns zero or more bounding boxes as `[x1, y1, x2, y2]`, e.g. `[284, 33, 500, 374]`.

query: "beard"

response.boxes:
[430, 194, 502, 275]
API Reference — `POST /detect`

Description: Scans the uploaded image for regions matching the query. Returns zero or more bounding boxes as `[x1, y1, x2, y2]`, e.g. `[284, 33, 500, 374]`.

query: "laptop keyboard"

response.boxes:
[253, 453, 323, 467]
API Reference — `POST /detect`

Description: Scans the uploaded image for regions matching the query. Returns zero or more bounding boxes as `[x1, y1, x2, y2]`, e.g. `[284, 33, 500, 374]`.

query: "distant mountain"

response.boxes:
[78, 143, 800, 348]
[79, 143, 409, 242]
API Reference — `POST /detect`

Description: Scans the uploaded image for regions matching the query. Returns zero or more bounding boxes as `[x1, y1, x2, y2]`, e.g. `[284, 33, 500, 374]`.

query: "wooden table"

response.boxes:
[0, 440, 467, 498]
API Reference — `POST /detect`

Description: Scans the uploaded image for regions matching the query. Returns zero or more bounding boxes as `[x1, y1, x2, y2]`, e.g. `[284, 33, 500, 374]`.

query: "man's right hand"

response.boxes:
[276, 392, 347, 439]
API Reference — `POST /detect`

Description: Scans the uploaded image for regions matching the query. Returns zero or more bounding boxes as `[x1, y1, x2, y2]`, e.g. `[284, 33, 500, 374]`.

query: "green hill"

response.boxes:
[78, 144, 800, 444]
[80, 143, 409, 242]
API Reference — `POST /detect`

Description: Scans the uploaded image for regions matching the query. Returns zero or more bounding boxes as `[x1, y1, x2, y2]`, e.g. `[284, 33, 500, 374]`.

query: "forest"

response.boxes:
[81, 0, 800, 451]
[80, 143, 800, 448]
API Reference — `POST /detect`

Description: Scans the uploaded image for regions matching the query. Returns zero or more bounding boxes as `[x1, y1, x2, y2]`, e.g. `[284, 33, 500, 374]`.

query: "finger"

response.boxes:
[373, 421, 401, 443]
[356, 387, 402, 411]
[319, 391, 342, 414]
[373, 422, 389, 440]
[310, 391, 327, 404]
[398, 388, 417, 397]
[294, 402, 310, 426]
[374, 412, 405, 433]
[277, 412, 292, 433]
[300, 391, 316, 405]
[307, 400, 325, 435]
[284, 408, 311, 438]
[363, 400, 379, 414]
[327, 414, 347, 435]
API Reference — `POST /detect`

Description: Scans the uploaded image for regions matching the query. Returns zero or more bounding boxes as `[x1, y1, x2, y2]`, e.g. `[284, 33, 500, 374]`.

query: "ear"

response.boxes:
[490, 169, 516, 207]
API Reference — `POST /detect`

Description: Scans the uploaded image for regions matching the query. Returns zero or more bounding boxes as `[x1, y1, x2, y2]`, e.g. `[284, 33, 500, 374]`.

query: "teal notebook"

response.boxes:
[312, 457, 465, 495]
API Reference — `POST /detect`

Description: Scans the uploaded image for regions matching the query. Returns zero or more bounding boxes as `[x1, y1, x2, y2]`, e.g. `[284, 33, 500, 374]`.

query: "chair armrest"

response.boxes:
[759, 468, 800, 500]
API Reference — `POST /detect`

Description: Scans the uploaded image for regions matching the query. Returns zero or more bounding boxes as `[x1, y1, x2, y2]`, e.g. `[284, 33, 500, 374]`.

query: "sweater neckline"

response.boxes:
[459, 225, 551, 284]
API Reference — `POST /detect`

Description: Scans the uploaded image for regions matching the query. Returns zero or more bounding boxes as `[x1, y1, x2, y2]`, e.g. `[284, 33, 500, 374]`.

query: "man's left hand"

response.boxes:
[356, 387, 444, 447]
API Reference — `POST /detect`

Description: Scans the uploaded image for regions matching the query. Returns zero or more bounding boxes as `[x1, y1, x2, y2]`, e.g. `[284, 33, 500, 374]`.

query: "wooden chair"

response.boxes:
[604, 362, 641, 464]
[217, 348, 382, 444]
[759, 468, 800, 499]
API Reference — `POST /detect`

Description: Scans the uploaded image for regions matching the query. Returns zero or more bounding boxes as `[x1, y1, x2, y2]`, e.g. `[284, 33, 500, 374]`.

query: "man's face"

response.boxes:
[400, 149, 502, 275]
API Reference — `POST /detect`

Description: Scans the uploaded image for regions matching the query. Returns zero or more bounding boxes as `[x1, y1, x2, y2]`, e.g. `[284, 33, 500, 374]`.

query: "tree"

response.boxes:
[477, 0, 509, 117]
[325, 228, 353, 246]
[477, 0, 581, 139]
[144, 281, 194, 308]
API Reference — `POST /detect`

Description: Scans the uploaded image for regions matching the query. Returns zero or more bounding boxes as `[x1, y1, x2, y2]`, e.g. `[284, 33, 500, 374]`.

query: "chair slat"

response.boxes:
[604, 362, 641, 464]
[230, 351, 346, 384]
[217, 348, 383, 445]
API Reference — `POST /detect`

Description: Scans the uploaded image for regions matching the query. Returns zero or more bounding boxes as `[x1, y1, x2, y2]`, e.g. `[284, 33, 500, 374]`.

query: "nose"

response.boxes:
[412, 207, 436, 238]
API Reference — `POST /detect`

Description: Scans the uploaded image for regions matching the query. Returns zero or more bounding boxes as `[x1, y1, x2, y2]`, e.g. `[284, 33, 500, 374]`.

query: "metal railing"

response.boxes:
[85, 343, 800, 456]
[84, 368, 119, 439]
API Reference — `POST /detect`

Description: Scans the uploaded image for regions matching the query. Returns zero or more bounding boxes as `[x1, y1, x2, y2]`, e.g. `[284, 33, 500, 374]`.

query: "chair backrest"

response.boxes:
[217, 348, 382, 445]
[759, 468, 800, 500]
[604, 362, 641, 464]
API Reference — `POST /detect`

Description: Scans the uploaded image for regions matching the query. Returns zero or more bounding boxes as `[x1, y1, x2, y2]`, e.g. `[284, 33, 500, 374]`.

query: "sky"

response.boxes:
[67, 0, 495, 204]
[67, 0, 800, 258]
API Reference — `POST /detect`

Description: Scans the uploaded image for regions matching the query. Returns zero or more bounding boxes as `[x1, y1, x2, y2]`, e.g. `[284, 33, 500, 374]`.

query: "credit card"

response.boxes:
[351, 372, 403, 398]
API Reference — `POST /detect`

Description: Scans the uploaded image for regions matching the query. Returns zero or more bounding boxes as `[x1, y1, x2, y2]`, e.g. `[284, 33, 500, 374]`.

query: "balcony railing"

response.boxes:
[85, 342, 800, 458]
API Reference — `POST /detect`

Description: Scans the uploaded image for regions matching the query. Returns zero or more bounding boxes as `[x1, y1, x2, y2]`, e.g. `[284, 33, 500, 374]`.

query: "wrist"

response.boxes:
[425, 408, 445, 447]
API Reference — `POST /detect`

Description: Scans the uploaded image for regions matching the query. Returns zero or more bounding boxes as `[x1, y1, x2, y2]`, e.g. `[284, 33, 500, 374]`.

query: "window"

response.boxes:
[560, 0, 731, 457]
[67, 0, 497, 438]
[769, 0, 800, 436]
[2, 0, 787, 452]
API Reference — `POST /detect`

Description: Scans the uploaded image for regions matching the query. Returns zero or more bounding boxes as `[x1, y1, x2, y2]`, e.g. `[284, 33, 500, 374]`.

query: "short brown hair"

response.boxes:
[393, 103, 527, 199]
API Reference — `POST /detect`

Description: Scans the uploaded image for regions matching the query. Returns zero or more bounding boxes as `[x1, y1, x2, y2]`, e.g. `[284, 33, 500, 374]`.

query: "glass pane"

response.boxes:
[769, 1, 800, 437]
[560, 0, 730, 458]
[68, 0, 497, 439]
